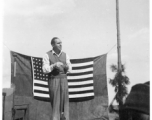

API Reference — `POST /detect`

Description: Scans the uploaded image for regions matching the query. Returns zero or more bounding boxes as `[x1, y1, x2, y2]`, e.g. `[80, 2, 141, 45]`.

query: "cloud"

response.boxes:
[122, 28, 149, 62]
[4, 0, 76, 16]
[128, 28, 149, 40]
[122, 28, 149, 47]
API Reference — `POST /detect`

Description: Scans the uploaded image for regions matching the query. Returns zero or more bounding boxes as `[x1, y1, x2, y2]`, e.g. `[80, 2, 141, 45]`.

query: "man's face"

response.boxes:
[53, 39, 62, 51]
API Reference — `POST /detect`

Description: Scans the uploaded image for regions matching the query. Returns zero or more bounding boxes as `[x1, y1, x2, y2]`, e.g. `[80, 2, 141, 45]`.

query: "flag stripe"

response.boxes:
[34, 79, 48, 85]
[72, 65, 93, 70]
[69, 90, 94, 94]
[34, 79, 48, 82]
[70, 58, 93, 64]
[68, 86, 93, 92]
[34, 90, 49, 94]
[67, 74, 93, 79]
[68, 71, 93, 76]
[69, 96, 94, 102]
[71, 67, 93, 73]
[69, 93, 94, 98]
[33, 86, 49, 91]
[34, 93, 50, 98]
[68, 80, 93, 85]
[68, 83, 93, 88]
[72, 61, 93, 67]
[68, 77, 93, 82]
[34, 83, 48, 88]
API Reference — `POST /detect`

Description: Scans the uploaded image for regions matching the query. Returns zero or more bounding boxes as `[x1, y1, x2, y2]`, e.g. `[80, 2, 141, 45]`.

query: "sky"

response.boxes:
[2, 0, 149, 104]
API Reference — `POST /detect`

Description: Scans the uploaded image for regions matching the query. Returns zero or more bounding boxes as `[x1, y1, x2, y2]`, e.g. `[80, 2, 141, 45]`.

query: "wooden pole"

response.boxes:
[116, 0, 122, 119]
[116, 0, 122, 72]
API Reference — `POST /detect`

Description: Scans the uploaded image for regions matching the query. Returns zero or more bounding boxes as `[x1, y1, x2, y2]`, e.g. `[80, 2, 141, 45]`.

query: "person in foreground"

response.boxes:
[42, 37, 71, 120]
[120, 81, 150, 120]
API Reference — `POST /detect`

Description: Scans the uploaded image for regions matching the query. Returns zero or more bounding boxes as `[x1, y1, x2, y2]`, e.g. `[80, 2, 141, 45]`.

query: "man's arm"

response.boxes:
[42, 54, 55, 73]
[65, 54, 72, 73]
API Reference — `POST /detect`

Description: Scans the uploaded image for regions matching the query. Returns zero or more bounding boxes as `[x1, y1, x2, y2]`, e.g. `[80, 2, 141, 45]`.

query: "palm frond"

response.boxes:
[122, 76, 130, 85]
[110, 64, 118, 72]
[121, 64, 125, 72]
[109, 64, 130, 104]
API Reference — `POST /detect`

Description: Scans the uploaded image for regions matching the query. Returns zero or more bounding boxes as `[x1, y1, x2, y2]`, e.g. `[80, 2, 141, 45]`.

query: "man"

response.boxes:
[42, 37, 71, 120]
[120, 82, 150, 120]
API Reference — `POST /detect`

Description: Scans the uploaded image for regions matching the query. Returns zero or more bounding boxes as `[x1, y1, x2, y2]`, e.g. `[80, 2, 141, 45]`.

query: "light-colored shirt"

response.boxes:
[42, 50, 72, 74]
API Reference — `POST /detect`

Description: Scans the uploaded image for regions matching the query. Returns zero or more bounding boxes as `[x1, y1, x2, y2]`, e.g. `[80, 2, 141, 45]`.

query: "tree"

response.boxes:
[109, 64, 130, 106]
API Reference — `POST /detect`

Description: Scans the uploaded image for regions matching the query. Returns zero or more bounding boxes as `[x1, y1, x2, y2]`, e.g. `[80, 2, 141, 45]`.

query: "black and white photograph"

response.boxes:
[1, 0, 150, 120]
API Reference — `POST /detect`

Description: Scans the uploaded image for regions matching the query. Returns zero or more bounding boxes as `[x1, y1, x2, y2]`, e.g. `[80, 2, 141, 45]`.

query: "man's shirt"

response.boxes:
[42, 50, 72, 74]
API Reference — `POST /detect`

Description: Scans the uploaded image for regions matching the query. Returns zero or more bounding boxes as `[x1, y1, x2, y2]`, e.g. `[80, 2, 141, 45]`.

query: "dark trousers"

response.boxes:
[48, 74, 69, 120]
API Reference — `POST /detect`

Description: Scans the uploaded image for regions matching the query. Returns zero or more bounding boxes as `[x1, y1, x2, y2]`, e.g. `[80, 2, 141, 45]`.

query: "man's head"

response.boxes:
[51, 37, 62, 53]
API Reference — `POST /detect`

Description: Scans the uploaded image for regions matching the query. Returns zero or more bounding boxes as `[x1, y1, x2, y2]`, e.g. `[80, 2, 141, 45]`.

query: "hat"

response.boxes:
[122, 82, 150, 115]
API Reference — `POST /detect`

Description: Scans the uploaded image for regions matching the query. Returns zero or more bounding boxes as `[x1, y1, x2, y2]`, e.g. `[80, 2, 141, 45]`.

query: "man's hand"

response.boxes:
[54, 62, 64, 69]
[64, 64, 69, 72]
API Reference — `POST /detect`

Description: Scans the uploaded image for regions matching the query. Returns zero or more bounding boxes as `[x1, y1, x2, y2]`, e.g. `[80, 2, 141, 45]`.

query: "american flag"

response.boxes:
[31, 57, 95, 102]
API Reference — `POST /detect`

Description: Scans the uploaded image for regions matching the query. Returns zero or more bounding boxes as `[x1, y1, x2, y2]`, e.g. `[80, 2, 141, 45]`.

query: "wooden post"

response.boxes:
[3, 92, 6, 120]
[12, 54, 17, 120]
[13, 55, 17, 77]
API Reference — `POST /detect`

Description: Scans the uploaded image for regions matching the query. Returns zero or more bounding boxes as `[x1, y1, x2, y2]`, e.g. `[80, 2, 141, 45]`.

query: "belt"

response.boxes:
[50, 73, 66, 77]
[59, 71, 66, 74]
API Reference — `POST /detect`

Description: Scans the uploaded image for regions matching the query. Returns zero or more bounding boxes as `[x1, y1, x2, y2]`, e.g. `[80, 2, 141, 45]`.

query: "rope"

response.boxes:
[4, 42, 117, 55]
[107, 44, 117, 54]
[3, 43, 11, 51]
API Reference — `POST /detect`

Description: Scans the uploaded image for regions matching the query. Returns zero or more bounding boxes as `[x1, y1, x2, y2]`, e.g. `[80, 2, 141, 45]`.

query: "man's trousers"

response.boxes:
[48, 74, 69, 120]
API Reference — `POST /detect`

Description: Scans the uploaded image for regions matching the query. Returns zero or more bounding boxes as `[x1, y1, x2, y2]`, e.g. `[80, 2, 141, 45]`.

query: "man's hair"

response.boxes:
[51, 37, 59, 45]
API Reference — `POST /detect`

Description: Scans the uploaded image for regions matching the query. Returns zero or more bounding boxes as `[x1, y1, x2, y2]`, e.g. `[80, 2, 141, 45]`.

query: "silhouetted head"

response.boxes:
[120, 82, 150, 120]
